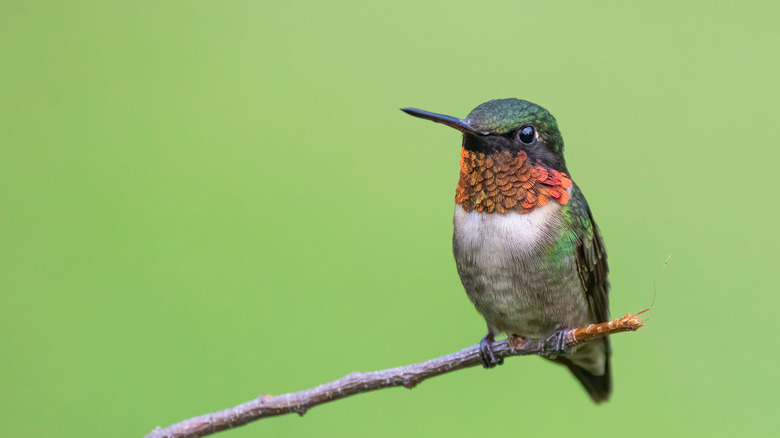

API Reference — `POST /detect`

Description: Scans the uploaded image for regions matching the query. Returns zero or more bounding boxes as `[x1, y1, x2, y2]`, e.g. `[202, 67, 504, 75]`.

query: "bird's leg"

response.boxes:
[479, 331, 504, 368]
[542, 329, 569, 359]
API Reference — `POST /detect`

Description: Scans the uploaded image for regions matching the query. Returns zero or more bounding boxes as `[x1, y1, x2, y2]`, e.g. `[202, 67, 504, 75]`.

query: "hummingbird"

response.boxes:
[402, 99, 611, 402]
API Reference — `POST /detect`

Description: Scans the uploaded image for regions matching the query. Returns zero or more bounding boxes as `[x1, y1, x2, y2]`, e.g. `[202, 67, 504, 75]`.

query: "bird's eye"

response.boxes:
[518, 126, 535, 144]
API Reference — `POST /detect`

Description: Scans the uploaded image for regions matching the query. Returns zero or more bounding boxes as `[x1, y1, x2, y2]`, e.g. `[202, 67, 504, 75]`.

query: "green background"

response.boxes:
[2, 1, 778, 437]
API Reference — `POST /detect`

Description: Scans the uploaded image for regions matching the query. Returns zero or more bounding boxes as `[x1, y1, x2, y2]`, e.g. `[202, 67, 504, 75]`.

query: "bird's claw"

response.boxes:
[479, 333, 503, 368]
[542, 330, 568, 359]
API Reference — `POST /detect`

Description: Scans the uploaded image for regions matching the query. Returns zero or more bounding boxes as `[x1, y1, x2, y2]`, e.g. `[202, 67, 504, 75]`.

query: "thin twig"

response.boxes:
[146, 310, 647, 438]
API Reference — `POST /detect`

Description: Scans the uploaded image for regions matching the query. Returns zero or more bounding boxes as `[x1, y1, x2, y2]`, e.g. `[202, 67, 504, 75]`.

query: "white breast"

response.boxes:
[453, 202, 562, 261]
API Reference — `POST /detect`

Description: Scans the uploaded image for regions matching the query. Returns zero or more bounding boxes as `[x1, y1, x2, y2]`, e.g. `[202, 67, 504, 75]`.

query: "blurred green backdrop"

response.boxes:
[2, 1, 778, 437]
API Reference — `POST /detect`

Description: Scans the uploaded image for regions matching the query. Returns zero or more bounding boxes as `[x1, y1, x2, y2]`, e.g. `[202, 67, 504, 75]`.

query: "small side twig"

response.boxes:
[146, 310, 646, 438]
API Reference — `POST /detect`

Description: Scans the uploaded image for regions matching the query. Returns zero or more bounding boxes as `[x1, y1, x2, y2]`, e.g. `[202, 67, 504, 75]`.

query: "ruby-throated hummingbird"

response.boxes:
[402, 99, 611, 402]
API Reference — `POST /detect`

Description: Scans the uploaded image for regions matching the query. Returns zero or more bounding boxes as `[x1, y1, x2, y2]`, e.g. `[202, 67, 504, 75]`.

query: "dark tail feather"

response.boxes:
[552, 339, 612, 403]
[563, 357, 612, 403]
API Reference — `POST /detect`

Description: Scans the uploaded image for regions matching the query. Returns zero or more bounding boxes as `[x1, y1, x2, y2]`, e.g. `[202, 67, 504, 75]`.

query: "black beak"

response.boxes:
[401, 108, 487, 135]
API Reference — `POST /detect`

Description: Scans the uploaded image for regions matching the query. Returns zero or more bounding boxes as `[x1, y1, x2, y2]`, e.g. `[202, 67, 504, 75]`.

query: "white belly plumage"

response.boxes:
[452, 202, 588, 338]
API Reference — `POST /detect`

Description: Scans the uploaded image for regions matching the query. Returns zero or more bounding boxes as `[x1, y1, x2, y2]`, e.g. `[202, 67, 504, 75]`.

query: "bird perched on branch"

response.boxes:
[403, 99, 611, 402]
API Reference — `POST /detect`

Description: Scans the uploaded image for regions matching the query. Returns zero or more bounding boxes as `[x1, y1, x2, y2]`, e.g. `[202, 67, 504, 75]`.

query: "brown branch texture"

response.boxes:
[146, 310, 646, 438]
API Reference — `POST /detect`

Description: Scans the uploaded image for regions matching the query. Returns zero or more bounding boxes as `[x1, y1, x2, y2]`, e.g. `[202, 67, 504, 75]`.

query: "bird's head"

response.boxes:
[402, 98, 566, 172]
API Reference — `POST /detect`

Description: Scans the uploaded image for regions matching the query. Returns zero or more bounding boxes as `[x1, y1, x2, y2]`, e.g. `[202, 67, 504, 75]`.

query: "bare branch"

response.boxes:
[146, 310, 646, 438]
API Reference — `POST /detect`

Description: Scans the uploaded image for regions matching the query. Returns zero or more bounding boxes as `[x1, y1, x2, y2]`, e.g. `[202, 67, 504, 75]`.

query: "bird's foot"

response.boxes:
[479, 332, 504, 368]
[542, 330, 569, 359]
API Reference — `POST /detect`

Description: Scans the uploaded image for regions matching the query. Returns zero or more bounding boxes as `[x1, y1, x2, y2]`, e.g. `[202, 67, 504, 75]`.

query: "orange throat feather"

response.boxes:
[455, 148, 573, 214]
